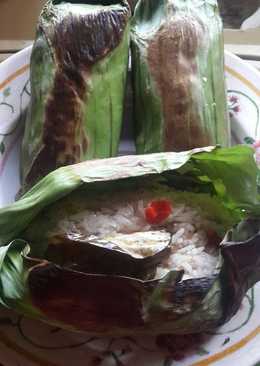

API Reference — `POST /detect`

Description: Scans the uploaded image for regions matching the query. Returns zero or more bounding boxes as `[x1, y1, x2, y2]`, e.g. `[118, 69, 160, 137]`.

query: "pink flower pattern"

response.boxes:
[228, 95, 241, 115]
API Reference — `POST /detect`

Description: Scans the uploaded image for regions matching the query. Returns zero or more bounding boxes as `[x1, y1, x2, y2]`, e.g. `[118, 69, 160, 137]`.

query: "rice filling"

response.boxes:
[55, 197, 220, 280]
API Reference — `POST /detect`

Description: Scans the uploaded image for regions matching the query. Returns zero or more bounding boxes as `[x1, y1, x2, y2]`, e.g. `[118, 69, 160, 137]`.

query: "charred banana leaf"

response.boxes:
[0, 146, 259, 335]
[127, 0, 138, 12]
[131, 0, 230, 153]
[21, 0, 131, 193]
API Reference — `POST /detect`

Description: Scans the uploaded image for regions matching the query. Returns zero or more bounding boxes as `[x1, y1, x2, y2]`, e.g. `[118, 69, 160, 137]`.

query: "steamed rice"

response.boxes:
[57, 198, 220, 280]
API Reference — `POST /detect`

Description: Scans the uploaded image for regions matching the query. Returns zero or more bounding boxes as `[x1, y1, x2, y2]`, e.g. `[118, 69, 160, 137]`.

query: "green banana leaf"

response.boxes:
[0, 145, 260, 335]
[131, 0, 230, 153]
[20, 0, 131, 193]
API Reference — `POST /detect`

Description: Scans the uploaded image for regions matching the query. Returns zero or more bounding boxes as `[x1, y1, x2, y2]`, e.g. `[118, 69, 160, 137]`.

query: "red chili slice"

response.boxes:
[145, 200, 173, 225]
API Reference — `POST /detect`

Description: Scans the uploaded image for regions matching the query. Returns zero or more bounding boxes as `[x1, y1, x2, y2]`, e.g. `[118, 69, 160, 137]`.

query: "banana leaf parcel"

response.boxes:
[20, 0, 131, 193]
[131, 0, 230, 154]
[0, 146, 260, 335]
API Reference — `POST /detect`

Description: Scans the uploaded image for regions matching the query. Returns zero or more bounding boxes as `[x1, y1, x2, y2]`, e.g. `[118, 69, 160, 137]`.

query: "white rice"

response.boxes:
[57, 198, 219, 280]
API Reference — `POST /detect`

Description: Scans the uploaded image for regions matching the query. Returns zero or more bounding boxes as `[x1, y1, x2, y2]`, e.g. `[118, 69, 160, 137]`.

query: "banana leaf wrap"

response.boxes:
[131, 0, 230, 153]
[21, 0, 131, 193]
[0, 146, 260, 335]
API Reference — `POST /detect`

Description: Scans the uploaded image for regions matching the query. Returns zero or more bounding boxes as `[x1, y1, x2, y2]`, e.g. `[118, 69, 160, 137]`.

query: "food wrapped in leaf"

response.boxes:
[131, 0, 230, 153]
[21, 0, 131, 193]
[0, 146, 260, 335]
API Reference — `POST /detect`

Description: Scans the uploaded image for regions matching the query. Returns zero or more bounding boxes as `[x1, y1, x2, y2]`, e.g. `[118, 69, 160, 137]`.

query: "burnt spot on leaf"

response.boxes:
[28, 263, 144, 332]
[142, 270, 213, 322]
[24, 4, 130, 189]
[172, 277, 217, 308]
[53, 9, 129, 69]
[25, 70, 88, 186]
[147, 15, 212, 151]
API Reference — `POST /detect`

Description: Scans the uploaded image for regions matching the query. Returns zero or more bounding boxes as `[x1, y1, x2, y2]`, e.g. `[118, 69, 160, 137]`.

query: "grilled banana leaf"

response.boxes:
[127, 0, 138, 12]
[0, 146, 259, 335]
[131, 0, 230, 153]
[21, 0, 131, 193]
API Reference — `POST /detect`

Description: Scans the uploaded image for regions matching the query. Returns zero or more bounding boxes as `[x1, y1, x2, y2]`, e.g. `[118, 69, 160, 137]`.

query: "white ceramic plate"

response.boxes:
[0, 46, 259, 366]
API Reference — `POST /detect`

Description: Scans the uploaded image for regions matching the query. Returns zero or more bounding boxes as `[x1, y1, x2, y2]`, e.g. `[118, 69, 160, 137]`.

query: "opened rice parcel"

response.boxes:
[0, 146, 260, 335]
